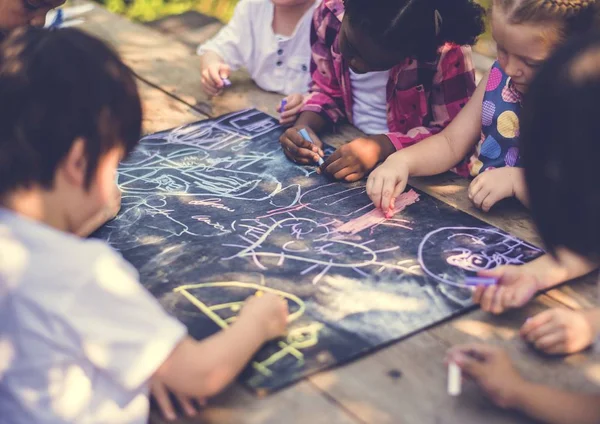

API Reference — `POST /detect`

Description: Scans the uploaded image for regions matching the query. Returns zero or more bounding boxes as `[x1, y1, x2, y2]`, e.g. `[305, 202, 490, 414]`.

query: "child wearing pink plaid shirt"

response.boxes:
[279, 0, 486, 182]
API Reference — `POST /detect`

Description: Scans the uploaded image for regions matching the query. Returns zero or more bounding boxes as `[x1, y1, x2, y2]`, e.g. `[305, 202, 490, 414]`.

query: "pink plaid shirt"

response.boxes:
[301, 0, 477, 150]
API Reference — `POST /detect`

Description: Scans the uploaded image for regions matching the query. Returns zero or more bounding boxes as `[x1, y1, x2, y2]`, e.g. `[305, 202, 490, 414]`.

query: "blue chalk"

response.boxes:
[464, 276, 498, 287]
[221, 77, 232, 87]
[280, 99, 287, 113]
[49, 9, 63, 28]
[298, 128, 325, 166]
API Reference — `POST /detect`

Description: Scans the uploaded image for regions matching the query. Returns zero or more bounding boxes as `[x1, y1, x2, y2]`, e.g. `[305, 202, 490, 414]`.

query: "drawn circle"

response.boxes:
[497, 111, 519, 139]
[417, 227, 543, 288]
[481, 101, 496, 127]
[469, 158, 484, 177]
[505, 146, 519, 167]
[480, 136, 502, 159]
[486, 67, 502, 92]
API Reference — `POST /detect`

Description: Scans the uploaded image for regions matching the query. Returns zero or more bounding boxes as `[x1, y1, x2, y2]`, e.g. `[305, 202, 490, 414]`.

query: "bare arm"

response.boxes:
[385, 72, 487, 176]
[154, 294, 287, 398]
[514, 382, 600, 424]
[531, 248, 598, 290]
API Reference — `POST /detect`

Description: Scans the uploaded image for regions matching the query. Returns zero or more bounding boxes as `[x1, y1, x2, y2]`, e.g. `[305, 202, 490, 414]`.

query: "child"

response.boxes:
[279, 0, 485, 181]
[198, 0, 319, 125]
[0, 0, 64, 39]
[447, 34, 600, 423]
[0, 27, 288, 423]
[367, 0, 600, 213]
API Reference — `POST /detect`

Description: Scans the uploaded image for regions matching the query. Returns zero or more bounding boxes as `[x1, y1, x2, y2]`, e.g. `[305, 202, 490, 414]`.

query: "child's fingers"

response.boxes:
[380, 178, 398, 213]
[175, 394, 198, 417]
[280, 103, 303, 120]
[533, 331, 564, 351]
[524, 320, 558, 344]
[151, 382, 177, 421]
[520, 310, 554, 337]
[279, 115, 296, 127]
[368, 176, 384, 209]
[480, 285, 499, 312]
[344, 172, 363, 183]
[472, 285, 486, 304]
[472, 187, 492, 210]
[510, 280, 537, 308]
[490, 285, 506, 315]
[481, 191, 502, 213]
[218, 64, 231, 79]
[468, 176, 482, 200]
[208, 66, 224, 88]
[333, 165, 359, 181]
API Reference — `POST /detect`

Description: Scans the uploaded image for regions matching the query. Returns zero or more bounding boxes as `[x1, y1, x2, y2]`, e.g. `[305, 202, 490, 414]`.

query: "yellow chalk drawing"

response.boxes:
[174, 281, 322, 377]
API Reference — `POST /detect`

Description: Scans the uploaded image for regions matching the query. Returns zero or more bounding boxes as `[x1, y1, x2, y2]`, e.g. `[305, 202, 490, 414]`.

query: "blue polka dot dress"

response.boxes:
[468, 62, 522, 177]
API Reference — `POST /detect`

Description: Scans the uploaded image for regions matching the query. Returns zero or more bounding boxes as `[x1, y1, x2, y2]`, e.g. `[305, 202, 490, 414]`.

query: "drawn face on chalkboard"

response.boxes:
[418, 227, 543, 287]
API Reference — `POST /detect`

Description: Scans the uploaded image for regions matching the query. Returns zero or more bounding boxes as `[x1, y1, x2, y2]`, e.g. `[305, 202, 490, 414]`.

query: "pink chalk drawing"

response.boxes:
[335, 190, 420, 235]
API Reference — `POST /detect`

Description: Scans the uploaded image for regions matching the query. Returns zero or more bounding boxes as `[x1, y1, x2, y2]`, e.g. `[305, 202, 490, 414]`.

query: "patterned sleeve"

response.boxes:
[299, 3, 347, 124]
[386, 45, 477, 150]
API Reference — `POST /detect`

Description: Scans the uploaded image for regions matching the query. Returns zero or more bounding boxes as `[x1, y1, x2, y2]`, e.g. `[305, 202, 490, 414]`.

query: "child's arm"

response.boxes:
[197, 0, 250, 96]
[448, 344, 600, 424]
[153, 293, 288, 398]
[279, 4, 345, 163]
[473, 248, 598, 314]
[366, 72, 487, 212]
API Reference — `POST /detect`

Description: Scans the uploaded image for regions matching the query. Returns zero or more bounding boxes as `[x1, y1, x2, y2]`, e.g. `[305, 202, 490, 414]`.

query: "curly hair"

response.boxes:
[342, 0, 486, 60]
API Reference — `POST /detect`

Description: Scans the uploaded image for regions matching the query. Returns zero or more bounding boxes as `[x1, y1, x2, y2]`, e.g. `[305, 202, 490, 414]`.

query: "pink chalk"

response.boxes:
[336, 190, 420, 235]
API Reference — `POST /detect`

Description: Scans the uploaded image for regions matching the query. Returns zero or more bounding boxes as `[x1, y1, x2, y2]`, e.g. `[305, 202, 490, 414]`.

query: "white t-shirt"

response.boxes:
[0, 209, 187, 424]
[350, 69, 390, 135]
[197, 0, 320, 95]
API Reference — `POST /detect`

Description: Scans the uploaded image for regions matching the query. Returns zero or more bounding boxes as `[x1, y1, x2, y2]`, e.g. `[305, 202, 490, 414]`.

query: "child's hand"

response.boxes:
[279, 94, 304, 126]
[201, 62, 231, 97]
[520, 308, 595, 355]
[366, 154, 409, 214]
[151, 378, 206, 421]
[472, 267, 540, 315]
[240, 293, 289, 341]
[469, 167, 525, 212]
[279, 126, 324, 165]
[320, 135, 395, 183]
[447, 344, 525, 409]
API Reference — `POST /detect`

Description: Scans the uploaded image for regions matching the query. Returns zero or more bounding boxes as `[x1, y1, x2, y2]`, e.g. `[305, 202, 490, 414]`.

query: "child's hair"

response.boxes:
[0, 27, 142, 197]
[521, 34, 600, 261]
[494, 0, 600, 41]
[342, 0, 486, 61]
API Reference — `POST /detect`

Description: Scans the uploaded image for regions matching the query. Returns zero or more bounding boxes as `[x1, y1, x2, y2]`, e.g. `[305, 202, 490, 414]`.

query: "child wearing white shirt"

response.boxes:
[0, 27, 288, 424]
[198, 0, 319, 125]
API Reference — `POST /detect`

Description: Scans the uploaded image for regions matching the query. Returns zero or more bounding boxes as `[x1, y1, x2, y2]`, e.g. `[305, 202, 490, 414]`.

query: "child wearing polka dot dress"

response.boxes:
[367, 0, 600, 214]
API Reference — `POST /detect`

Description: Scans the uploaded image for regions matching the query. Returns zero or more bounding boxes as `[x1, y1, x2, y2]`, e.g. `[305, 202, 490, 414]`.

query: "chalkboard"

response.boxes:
[94, 109, 543, 393]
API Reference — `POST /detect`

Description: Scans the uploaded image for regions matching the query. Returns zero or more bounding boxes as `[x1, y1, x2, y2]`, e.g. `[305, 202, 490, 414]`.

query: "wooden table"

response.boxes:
[76, 4, 600, 423]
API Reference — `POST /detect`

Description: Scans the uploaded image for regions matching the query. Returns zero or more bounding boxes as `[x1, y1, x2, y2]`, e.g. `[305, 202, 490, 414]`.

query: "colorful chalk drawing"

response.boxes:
[418, 227, 543, 288]
[95, 109, 544, 392]
[174, 281, 323, 377]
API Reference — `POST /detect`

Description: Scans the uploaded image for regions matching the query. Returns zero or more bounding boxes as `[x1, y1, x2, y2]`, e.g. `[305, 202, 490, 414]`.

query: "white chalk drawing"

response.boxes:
[418, 227, 543, 288]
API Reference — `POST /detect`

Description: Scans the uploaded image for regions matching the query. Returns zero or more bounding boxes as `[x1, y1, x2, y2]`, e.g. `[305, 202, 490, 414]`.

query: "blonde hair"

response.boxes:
[494, 0, 600, 41]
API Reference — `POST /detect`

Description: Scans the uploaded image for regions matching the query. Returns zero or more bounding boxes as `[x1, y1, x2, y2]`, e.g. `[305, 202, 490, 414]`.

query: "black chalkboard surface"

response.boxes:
[94, 109, 542, 393]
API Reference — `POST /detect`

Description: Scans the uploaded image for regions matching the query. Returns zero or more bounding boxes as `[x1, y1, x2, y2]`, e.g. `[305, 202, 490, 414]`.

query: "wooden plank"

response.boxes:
[150, 383, 360, 424]
[309, 293, 600, 424]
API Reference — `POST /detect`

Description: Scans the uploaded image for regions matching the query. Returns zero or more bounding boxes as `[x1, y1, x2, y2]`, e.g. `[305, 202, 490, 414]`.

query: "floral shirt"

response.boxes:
[300, 0, 477, 150]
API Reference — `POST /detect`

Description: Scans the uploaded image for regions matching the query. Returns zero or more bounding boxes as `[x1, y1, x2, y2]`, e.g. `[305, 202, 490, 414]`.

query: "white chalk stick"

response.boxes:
[448, 362, 461, 396]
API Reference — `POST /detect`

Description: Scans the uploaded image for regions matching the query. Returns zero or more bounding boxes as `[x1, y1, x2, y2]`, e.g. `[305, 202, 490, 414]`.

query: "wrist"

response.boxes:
[236, 311, 271, 343]
[510, 378, 536, 411]
[372, 134, 396, 162]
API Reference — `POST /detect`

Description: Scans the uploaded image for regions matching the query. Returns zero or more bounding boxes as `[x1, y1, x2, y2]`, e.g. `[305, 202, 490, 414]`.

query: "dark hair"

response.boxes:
[342, 0, 486, 61]
[0, 27, 142, 196]
[521, 34, 600, 261]
[495, 0, 600, 42]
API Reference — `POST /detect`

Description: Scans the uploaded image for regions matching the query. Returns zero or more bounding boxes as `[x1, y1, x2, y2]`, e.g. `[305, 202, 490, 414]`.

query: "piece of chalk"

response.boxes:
[298, 128, 325, 166]
[280, 99, 287, 113]
[464, 276, 498, 286]
[448, 362, 461, 396]
[221, 77, 232, 87]
[255, 290, 264, 297]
